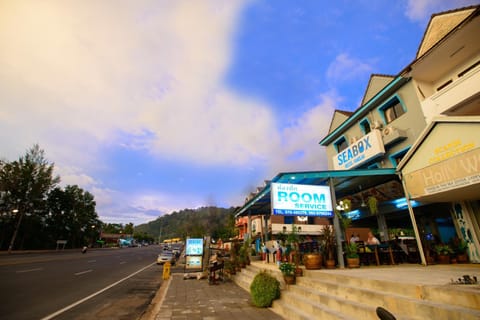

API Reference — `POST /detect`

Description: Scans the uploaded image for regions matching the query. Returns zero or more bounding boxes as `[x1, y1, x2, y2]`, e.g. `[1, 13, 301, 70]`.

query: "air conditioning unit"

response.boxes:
[382, 126, 407, 145]
[372, 121, 383, 129]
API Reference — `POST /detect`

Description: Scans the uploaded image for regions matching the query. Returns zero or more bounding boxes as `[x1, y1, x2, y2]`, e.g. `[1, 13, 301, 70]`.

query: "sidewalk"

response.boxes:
[147, 273, 284, 320]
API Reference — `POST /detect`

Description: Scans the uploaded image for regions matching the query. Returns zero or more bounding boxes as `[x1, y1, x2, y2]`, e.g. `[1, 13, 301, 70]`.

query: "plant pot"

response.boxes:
[283, 275, 296, 285]
[303, 253, 322, 269]
[346, 257, 360, 268]
[457, 253, 468, 263]
[294, 267, 303, 277]
[437, 255, 450, 264]
[325, 259, 336, 269]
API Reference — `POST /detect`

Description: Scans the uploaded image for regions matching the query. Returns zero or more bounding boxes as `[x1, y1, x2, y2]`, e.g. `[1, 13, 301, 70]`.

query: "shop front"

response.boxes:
[398, 117, 480, 263]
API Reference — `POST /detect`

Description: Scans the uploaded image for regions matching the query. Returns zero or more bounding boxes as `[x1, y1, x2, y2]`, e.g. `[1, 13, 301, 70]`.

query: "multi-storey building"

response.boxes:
[236, 5, 480, 265]
[397, 6, 480, 262]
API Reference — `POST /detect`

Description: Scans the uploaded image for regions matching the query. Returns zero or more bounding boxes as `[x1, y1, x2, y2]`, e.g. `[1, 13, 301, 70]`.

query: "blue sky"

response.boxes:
[1, 0, 478, 225]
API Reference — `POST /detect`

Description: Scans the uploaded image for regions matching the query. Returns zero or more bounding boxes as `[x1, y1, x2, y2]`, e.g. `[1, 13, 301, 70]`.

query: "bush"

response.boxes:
[249, 271, 280, 307]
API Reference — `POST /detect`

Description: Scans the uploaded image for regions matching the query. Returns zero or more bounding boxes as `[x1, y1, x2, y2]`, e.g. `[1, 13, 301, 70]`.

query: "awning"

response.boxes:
[235, 168, 398, 217]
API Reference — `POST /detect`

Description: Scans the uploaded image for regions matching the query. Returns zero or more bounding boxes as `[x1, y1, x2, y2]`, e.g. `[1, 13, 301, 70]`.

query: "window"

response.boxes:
[360, 119, 371, 134]
[389, 146, 410, 167]
[378, 96, 406, 124]
[284, 216, 294, 224]
[334, 137, 348, 152]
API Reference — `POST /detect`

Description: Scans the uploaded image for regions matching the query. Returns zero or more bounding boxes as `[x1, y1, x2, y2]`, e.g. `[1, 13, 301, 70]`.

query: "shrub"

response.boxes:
[249, 271, 280, 307]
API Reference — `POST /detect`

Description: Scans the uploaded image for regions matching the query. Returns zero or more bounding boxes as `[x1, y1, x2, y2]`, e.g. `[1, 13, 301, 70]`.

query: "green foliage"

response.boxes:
[456, 239, 468, 254]
[249, 271, 280, 308]
[345, 242, 359, 258]
[134, 206, 238, 242]
[434, 244, 454, 256]
[367, 196, 378, 215]
[322, 225, 335, 260]
[279, 262, 295, 276]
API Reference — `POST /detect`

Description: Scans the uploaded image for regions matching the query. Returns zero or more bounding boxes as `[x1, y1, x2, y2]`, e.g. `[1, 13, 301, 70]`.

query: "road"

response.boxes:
[0, 246, 164, 320]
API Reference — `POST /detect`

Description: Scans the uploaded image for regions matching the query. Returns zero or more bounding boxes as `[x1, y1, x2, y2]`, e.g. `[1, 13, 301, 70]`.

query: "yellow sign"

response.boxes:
[405, 147, 480, 198]
[429, 139, 475, 164]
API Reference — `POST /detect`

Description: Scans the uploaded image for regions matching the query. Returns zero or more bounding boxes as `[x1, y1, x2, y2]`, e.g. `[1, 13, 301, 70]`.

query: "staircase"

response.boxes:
[231, 261, 480, 320]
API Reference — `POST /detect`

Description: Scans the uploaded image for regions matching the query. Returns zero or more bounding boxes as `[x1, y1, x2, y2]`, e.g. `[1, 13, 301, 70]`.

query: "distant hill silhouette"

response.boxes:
[134, 206, 238, 242]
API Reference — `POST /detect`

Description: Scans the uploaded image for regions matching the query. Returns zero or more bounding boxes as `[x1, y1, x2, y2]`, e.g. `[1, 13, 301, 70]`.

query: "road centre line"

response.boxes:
[87, 260, 96, 263]
[16, 268, 43, 273]
[41, 262, 156, 320]
[74, 269, 93, 276]
[120, 261, 126, 264]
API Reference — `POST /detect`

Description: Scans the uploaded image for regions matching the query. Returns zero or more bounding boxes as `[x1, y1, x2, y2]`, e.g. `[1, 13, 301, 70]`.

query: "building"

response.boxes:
[235, 5, 480, 266]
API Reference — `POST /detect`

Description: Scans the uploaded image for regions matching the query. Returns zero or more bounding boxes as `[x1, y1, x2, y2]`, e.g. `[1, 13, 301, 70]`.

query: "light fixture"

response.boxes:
[336, 200, 349, 211]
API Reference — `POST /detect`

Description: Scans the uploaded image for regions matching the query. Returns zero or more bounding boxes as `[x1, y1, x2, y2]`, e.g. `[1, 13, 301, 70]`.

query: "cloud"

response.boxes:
[326, 53, 374, 85]
[276, 91, 339, 172]
[405, 0, 479, 22]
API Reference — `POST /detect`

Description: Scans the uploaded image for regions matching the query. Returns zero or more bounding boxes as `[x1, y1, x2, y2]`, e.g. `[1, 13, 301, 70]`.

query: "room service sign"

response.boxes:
[271, 183, 333, 217]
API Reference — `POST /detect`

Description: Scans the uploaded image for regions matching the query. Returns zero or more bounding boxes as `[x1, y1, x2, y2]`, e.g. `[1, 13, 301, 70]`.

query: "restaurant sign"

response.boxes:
[271, 183, 333, 217]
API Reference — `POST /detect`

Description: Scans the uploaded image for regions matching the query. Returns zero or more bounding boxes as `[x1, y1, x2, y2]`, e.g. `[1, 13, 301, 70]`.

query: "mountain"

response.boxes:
[134, 206, 238, 242]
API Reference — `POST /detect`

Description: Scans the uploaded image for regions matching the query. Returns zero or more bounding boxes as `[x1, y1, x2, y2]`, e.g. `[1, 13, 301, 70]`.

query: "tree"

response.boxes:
[46, 185, 100, 248]
[0, 145, 60, 251]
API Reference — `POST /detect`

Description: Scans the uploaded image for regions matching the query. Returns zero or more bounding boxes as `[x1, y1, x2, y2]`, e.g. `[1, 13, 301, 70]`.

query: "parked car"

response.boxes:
[157, 251, 175, 265]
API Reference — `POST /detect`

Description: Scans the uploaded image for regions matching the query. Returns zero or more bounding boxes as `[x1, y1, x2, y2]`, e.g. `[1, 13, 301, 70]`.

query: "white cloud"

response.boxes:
[0, 1, 343, 225]
[405, 0, 479, 22]
[326, 53, 374, 84]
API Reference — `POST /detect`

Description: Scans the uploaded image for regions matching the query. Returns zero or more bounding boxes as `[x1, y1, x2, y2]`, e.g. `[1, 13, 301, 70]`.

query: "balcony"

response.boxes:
[421, 64, 480, 122]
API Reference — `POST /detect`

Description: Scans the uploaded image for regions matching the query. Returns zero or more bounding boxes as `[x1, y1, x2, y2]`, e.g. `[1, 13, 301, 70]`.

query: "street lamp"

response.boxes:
[8, 208, 22, 254]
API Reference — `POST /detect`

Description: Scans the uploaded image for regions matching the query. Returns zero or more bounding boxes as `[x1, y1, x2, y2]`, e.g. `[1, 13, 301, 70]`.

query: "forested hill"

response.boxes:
[134, 206, 238, 241]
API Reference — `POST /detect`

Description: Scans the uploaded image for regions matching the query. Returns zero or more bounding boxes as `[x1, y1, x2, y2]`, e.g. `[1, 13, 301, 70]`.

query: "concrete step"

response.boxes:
[272, 292, 350, 320]
[295, 274, 480, 320]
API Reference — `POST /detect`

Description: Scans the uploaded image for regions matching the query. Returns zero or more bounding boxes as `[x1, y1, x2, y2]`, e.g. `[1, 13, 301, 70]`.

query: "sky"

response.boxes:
[1, 0, 478, 226]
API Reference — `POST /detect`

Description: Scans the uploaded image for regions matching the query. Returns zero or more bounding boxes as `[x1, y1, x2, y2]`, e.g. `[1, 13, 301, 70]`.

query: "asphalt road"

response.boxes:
[0, 246, 164, 320]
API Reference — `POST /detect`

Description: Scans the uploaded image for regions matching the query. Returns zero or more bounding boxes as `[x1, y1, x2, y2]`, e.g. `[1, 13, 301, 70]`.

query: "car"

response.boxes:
[157, 251, 175, 265]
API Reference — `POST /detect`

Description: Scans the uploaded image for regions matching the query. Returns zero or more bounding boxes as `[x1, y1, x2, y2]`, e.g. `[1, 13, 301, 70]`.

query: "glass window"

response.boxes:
[389, 147, 410, 168]
[284, 216, 294, 224]
[381, 97, 405, 124]
[334, 137, 348, 152]
[360, 119, 371, 134]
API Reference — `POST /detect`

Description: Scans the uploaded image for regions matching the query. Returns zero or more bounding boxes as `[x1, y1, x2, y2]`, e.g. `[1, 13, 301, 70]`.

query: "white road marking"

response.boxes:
[74, 269, 93, 276]
[40, 262, 156, 320]
[120, 261, 126, 264]
[16, 268, 43, 273]
[87, 260, 96, 263]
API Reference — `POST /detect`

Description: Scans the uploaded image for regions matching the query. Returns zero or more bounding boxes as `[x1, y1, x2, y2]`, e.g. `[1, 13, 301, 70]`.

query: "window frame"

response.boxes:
[377, 95, 407, 125]
[389, 146, 411, 168]
[359, 118, 371, 135]
[334, 136, 348, 153]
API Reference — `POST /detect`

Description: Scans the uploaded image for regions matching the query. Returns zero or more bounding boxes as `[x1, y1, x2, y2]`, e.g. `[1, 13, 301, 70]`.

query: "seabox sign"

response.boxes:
[271, 182, 333, 217]
[333, 129, 385, 170]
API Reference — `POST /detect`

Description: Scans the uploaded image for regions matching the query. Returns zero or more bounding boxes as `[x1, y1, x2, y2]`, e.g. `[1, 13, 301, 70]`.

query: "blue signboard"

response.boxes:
[185, 238, 204, 256]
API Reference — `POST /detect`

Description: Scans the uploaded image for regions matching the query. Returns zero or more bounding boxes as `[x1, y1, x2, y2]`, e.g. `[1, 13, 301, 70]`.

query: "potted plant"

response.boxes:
[279, 262, 296, 284]
[303, 239, 323, 269]
[322, 225, 336, 268]
[456, 240, 469, 263]
[367, 196, 378, 215]
[224, 259, 236, 275]
[286, 225, 303, 276]
[434, 244, 454, 264]
[345, 242, 360, 268]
